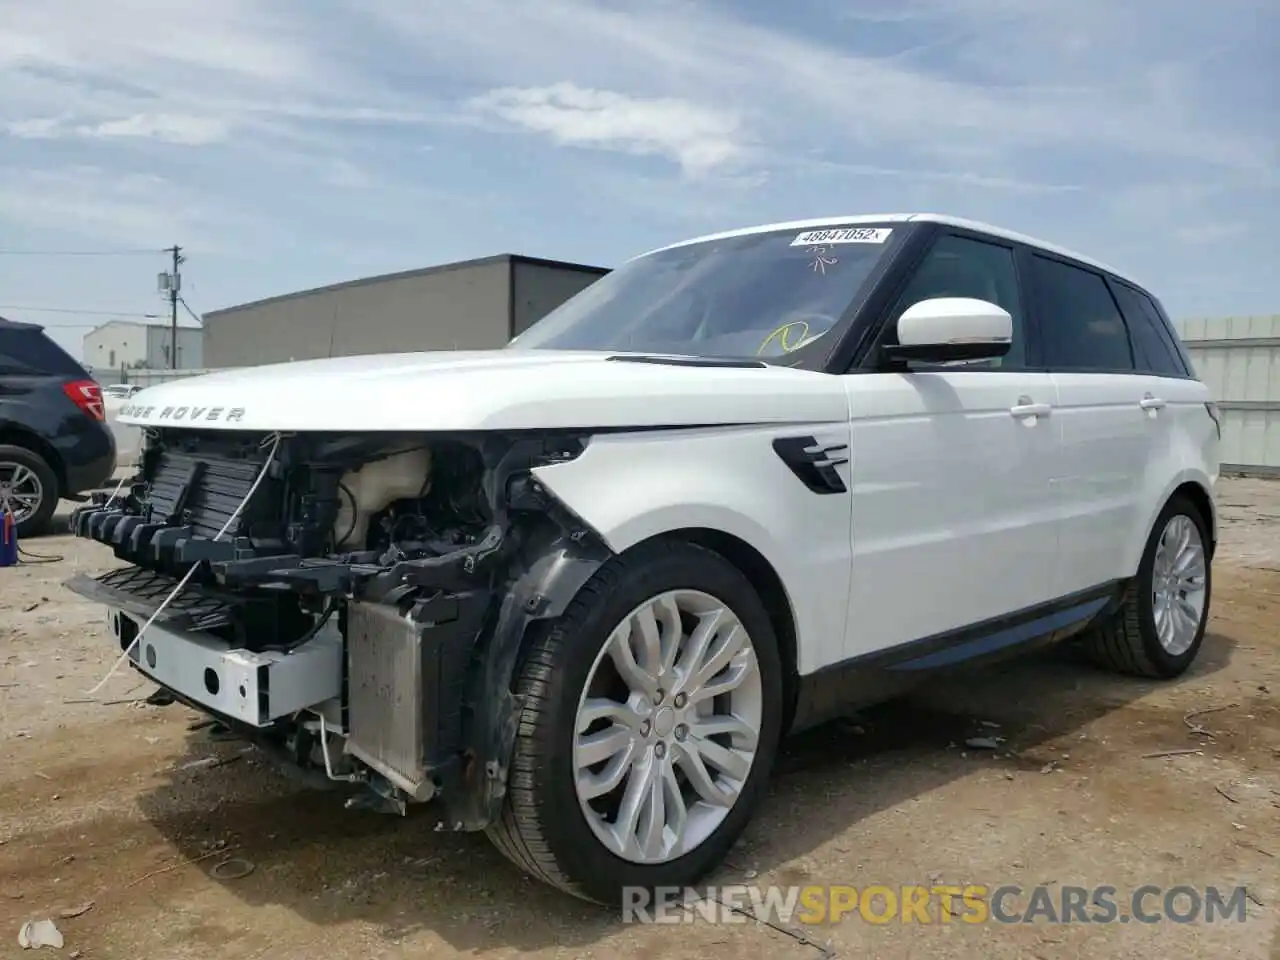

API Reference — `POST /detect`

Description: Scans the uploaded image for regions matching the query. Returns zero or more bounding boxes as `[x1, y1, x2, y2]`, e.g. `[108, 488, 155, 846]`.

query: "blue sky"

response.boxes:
[1, 0, 1276, 360]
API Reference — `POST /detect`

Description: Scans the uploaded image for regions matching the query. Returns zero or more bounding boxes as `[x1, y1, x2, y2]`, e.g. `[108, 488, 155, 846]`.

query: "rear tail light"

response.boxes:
[63, 379, 106, 421]
[1205, 401, 1221, 439]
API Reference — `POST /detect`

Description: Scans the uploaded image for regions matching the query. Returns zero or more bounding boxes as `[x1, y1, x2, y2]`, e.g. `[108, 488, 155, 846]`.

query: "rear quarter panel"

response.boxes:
[1120, 373, 1219, 576]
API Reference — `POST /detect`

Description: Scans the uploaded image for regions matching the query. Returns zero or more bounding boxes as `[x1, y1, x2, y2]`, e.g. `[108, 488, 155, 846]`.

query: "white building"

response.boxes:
[83, 320, 202, 373]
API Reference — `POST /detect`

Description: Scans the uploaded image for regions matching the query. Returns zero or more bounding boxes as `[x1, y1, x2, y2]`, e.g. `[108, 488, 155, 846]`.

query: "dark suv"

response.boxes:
[0, 316, 116, 536]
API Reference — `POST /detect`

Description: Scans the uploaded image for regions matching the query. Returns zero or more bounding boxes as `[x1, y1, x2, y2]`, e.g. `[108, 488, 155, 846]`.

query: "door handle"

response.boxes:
[1139, 394, 1166, 410]
[1010, 396, 1051, 419]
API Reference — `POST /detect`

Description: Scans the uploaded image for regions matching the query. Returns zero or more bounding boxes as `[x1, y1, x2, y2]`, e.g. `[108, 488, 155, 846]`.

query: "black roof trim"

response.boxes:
[203, 253, 611, 322]
[0, 315, 44, 332]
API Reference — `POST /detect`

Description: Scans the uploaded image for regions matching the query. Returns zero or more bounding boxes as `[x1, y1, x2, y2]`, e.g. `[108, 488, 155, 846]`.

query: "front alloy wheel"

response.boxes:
[487, 540, 783, 905]
[573, 589, 764, 865]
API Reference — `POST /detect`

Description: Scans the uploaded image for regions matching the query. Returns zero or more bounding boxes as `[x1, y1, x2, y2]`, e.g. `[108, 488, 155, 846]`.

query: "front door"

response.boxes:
[843, 231, 1060, 657]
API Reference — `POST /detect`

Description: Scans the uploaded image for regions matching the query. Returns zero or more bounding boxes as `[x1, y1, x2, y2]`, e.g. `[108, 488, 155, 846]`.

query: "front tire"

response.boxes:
[0, 445, 59, 538]
[1081, 494, 1212, 679]
[486, 539, 784, 905]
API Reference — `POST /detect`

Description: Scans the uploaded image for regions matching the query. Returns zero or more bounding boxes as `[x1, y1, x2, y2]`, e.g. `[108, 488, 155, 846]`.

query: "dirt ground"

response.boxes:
[2, 478, 1278, 959]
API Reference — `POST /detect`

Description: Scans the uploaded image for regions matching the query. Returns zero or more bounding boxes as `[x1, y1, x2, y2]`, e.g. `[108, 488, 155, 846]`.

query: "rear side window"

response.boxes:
[0, 326, 88, 378]
[1031, 255, 1134, 371]
[1109, 282, 1190, 378]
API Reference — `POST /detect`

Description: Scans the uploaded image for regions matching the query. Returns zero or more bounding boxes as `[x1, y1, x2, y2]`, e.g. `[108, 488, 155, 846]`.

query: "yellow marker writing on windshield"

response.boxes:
[757, 320, 811, 356]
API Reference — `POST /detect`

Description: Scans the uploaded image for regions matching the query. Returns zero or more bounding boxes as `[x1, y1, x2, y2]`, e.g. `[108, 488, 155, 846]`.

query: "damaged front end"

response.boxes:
[67, 428, 611, 828]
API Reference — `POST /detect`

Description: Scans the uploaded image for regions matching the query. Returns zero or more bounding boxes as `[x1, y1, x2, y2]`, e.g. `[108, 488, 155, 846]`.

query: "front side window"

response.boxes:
[509, 224, 900, 362]
[885, 233, 1026, 370]
[1032, 255, 1134, 372]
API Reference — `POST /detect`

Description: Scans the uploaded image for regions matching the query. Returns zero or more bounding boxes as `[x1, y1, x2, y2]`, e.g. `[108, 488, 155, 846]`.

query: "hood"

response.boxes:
[114, 350, 848, 432]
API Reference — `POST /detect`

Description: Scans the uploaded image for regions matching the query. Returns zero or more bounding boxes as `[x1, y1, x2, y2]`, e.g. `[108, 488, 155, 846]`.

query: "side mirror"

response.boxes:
[882, 297, 1013, 365]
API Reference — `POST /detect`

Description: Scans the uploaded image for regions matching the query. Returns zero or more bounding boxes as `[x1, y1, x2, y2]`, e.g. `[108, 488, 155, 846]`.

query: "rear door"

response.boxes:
[843, 230, 1060, 657]
[1106, 279, 1216, 570]
[1026, 253, 1149, 597]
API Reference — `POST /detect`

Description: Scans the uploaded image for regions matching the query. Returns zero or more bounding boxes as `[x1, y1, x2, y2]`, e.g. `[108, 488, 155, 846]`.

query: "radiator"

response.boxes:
[344, 600, 433, 799]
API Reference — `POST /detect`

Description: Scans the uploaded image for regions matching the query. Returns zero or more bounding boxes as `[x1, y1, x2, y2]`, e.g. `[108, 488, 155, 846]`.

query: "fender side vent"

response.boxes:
[772, 436, 849, 495]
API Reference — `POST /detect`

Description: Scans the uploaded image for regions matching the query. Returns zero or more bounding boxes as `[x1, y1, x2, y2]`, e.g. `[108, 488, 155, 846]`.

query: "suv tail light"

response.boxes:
[63, 379, 106, 421]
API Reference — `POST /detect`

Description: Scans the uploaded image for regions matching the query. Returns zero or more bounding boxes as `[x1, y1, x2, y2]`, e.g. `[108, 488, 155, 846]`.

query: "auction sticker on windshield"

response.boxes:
[790, 227, 892, 246]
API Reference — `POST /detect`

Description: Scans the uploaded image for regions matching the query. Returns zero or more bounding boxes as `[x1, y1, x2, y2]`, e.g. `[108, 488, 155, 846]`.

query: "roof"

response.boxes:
[85, 319, 192, 334]
[637, 212, 1140, 288]
[204, 253, 610, 321]
[0, 315, 43, 332]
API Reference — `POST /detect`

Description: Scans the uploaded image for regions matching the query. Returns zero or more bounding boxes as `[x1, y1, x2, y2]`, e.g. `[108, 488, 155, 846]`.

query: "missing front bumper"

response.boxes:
[105, 607, 343, 728]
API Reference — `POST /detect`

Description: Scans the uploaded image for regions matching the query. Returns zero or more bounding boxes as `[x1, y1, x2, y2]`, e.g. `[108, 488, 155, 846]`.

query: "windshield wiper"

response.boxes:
[606, 354, 768, 369]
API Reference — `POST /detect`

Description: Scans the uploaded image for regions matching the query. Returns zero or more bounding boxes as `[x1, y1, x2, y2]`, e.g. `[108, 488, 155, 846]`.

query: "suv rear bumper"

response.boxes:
[56, 420, 116, 496]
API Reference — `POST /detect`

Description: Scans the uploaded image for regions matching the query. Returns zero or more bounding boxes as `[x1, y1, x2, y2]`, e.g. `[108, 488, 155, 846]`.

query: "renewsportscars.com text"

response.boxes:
[622, 883, 1253, 925]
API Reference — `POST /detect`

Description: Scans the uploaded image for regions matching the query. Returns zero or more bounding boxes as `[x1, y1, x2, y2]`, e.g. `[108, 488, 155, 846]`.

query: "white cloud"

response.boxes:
[1173, 223, 1248, 245]
[79, 113, 230, 145]
[0, 166, 202, 247]
[361, 0, 1272, 171]
[5, 116, 63, 138]
[470, 83, 744, 177]
[0, 0, 1272, 251]
[6, 112, 230, 145]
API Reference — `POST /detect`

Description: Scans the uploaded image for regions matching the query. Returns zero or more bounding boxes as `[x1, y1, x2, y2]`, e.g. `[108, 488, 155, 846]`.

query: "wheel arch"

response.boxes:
[497, 525, 802, 736]
[1171, 480, 1216, 559]
[0, 425, 66, 490]
[1124, 471, 1218, 575]
[645, 527, 801, 728]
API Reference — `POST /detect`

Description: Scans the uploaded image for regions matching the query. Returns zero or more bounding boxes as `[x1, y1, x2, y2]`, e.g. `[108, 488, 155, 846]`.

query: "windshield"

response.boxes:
[508, 224, 899, 360]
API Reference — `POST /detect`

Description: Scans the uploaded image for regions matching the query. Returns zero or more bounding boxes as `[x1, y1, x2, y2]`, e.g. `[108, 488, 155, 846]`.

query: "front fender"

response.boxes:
[532, 426, 853, 675]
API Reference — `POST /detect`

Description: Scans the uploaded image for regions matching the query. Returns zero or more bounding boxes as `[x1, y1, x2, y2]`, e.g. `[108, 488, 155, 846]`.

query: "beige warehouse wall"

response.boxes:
[203, 261, 512, 368]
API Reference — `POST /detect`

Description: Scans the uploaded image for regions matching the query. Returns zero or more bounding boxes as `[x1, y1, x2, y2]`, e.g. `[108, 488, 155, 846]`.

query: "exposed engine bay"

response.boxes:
[67, 427, 612, 825]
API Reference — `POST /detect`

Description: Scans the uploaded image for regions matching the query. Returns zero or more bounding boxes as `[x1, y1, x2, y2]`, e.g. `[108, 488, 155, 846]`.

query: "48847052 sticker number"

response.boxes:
[790, 227, 893, 246]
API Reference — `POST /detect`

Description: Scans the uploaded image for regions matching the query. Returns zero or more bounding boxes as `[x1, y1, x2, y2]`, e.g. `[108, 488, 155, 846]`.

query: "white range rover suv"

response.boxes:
[68, 213, 1219, 905]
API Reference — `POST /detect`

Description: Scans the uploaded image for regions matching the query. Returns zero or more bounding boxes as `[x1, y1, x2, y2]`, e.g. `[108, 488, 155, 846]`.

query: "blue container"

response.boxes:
[0, 509, 17, 567]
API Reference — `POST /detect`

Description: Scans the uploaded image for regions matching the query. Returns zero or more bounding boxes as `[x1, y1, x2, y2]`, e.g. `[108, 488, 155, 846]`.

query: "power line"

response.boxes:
[178, 295, 202, 325]
[0, 248, 165, 257]
[0, 305, 164, 318]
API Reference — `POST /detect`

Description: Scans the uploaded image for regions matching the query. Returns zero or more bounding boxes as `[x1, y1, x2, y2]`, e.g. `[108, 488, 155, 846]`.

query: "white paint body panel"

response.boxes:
[842, 372, 1059, 656]
[1048, 372, 1218, 595]
[114, 351, 844, 432]
[532, 424, 854, 675]
[1049, 374, 1153, 596]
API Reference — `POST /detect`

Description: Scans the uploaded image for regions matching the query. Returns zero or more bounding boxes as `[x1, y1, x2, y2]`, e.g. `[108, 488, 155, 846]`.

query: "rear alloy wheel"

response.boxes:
[1081, 495, 1211, 679]
[487, 540, 783, 905]
[0, 445, 58, 538]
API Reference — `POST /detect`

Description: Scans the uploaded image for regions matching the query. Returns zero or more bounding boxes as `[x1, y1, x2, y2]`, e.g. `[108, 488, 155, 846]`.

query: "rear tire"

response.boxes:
[486, 539, 784, 905]
[0, 445, 59, 539]
[1080, 494, 1211, 679]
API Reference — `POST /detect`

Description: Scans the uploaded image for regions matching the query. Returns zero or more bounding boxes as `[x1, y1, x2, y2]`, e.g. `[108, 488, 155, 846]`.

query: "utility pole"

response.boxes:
[158, 245, 183, 368]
